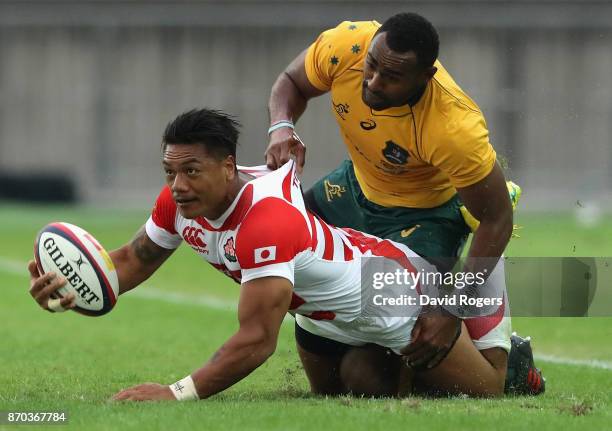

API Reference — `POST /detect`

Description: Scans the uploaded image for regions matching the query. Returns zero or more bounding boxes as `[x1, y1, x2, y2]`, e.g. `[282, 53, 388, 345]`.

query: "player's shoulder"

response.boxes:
[245, 161, 299, 203]
[316, 20, 379, 61]
[235, 196, 311, 264]
[324, 20, 379, 49]
[237, 178, 310, 246]
[151, 185, 179, 234]
[152, 185, 179, 218]
[323, 20, 380, 41]
[306, 20, 378, 90]
[426, 62, 488, 139]
[155, 184, 175, 206]
[430, 61, 484, 120]
[238, 164, 271, 179]
[241, 196, 307, 234]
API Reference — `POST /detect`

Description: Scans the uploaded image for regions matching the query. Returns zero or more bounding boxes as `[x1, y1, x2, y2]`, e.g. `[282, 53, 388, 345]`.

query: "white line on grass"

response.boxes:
[3, 256, 611, 371]
[0, 256, 28, 274]
[534, 354, 612, 371]
[130, 286, 236, 312]
[0, 255, 237, 312]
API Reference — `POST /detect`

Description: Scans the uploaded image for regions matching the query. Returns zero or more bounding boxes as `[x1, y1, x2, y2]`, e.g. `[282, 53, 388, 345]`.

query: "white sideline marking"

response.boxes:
[0, 256, 27, 274]
[128, 288, 301, 324]
[534, 354, 612, 371]
[1, 255, 237, 312]
[3, 256, 611, 370]
[130, 287, 236, 312]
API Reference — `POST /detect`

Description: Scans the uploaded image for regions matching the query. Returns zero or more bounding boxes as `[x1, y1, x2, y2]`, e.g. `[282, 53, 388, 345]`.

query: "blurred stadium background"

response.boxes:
[0, 0, 611, 217]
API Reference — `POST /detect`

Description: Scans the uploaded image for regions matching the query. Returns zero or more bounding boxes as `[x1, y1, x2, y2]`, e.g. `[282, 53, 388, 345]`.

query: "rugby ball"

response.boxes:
[34, 222, 119, 316]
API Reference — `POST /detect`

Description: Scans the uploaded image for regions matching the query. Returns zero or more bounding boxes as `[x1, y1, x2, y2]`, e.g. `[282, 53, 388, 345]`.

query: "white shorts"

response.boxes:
[295, 314, 417, 355]
[296, 313, 511, 355]
[296, 258, 513, 354]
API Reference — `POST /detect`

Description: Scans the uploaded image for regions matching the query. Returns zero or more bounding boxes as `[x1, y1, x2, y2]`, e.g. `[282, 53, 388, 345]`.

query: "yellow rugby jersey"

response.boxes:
[304, 20, 496, 208]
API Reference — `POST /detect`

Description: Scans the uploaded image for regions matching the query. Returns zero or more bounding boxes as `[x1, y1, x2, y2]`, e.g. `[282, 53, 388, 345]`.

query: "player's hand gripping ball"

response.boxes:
[34, 222, 119, 316]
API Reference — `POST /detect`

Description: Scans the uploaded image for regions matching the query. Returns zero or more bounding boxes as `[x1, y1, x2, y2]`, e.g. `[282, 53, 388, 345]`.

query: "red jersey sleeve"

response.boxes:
[145, 186, 182, 249]
[236, 197, 311, 284]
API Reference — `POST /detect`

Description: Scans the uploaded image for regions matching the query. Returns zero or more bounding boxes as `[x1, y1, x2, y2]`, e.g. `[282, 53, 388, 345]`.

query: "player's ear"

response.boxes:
[424, 65, 437, 80]
[223, 155, 237, 180]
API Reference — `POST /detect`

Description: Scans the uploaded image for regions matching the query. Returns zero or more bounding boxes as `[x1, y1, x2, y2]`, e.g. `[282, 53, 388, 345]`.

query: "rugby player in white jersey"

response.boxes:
[28, 108, 519, 401]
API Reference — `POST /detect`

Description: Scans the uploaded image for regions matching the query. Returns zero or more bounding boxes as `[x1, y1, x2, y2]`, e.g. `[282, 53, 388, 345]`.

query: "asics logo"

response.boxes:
[182, 226, 206, 248]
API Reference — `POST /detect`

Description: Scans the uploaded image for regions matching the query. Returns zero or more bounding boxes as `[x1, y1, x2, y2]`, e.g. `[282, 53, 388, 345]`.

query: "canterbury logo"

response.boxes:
[182, 226, 206, 249]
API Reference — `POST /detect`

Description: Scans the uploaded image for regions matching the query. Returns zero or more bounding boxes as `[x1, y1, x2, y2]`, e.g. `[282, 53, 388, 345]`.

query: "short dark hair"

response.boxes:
[162, 108, 240, 159]
[377, 13, 439, 68]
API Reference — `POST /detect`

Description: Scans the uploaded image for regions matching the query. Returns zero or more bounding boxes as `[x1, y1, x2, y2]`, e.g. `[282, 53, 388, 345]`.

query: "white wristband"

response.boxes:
[169, 375, 199, 401]
[47, 297, 66, 312]
[268, 120, 294, 135]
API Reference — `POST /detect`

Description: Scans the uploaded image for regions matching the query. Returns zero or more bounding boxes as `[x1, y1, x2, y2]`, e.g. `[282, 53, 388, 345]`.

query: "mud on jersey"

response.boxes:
[145, 161, 427, 323]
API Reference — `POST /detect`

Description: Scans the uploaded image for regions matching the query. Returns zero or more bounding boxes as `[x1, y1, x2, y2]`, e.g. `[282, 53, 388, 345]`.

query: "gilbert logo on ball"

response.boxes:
[34, 222, 119, 316]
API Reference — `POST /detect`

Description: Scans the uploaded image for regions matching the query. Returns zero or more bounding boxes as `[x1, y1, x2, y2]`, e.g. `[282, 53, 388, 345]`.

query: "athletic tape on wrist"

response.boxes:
[169, 375, 199, 401]
[292, 131, 306, 148]
[268, 120, 295, 135]
[47, 297, 66, 313]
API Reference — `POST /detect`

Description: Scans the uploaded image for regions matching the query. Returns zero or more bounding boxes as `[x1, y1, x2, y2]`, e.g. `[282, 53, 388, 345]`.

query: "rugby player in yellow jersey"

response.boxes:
[265, 12, 544, 396]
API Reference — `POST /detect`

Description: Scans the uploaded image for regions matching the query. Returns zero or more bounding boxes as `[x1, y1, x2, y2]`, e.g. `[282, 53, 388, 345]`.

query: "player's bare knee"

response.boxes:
[309, 384, 347, 396]
[339, 345, 400, 397]
[468, 378, 505, 398]
[296, 345, 347, 396]
[464, 369, 506, 398]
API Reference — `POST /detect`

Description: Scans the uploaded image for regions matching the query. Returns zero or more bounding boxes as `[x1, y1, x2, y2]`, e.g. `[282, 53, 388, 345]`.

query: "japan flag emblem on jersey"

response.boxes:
[254, 246, 276, 263]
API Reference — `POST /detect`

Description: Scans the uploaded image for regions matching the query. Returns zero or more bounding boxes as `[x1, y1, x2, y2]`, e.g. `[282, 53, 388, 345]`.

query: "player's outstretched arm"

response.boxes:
[189, 276, 292, 398]
[266, 49, 326, 172]
[457, 162, 513, 265]
[109, 224, 174, 295]
[403, 164, 512, 369]
[112, 276, 292, 401]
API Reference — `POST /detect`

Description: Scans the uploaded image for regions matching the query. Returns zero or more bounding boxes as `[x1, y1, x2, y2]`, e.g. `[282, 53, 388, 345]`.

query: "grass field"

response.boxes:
[1, 203, 611, 430]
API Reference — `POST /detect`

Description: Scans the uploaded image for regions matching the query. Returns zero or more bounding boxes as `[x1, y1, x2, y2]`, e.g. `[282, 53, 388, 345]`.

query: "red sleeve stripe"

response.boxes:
[319, 219, 334, 260]
[282, 168, 293, 203]
[307, 212, 318, 251]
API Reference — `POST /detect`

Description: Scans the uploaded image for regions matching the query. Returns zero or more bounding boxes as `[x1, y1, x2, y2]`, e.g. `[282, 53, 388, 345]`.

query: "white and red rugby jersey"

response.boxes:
[145, 161, 424, 322]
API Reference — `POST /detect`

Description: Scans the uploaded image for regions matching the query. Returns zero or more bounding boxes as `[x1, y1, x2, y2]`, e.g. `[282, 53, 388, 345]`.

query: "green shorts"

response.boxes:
[304, 160, 471, 262]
